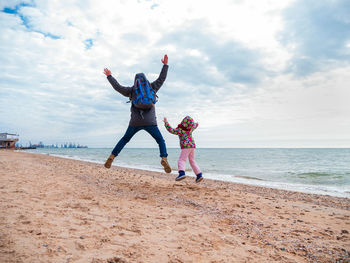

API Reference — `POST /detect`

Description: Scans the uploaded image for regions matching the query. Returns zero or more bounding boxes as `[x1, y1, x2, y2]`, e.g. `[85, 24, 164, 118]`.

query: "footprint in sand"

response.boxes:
[174, 226, 187, 232]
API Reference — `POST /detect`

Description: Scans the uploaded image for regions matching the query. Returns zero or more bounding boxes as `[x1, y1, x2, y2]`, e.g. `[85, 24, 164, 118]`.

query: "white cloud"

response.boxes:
[0, 0, 349, 148]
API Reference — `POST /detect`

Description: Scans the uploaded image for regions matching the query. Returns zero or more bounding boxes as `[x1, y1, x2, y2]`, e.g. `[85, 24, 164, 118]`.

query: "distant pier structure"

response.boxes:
[0, 133, 19, 149]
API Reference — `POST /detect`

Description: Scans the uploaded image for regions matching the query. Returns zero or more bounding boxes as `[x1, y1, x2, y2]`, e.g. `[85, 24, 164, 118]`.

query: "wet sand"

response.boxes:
[0, 150, 349, 262]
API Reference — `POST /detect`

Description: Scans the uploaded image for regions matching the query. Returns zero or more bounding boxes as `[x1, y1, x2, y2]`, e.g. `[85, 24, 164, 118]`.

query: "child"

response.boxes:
[163, 116, 203, 183]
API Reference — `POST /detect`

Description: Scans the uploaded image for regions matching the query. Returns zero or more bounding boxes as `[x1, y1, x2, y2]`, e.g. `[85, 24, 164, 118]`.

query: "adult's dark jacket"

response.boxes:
[107, 65, 168, 127]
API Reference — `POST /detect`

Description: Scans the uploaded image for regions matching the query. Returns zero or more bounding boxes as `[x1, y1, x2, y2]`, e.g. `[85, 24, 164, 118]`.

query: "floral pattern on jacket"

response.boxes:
[164, 116, 198, 149]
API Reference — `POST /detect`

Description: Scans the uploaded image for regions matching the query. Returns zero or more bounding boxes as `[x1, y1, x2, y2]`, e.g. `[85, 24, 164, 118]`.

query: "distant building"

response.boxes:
[0, 133, 19, 149]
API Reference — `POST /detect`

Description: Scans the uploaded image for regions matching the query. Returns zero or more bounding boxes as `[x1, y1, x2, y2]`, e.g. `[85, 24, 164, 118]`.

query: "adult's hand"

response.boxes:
[161, 54, 168, 65]
[104, 68, 111, 76]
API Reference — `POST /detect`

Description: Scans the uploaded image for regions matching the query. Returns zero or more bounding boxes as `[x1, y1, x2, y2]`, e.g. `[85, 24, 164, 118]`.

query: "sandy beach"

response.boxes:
[0, 151, 349, 263]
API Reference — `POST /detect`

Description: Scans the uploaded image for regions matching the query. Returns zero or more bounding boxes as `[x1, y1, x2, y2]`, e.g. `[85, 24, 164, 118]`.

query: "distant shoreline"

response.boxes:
[17, 149, 350, 199]
[16, 148, 350, 198]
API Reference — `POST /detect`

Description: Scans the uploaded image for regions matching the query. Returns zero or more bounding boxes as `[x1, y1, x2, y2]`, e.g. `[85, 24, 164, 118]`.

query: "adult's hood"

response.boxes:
[134, 73, 148, 85]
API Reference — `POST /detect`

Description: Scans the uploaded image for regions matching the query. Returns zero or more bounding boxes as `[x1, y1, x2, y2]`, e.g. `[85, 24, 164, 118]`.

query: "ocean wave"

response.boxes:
[297, 172, 343, 178]
[234, 175, 265, 181]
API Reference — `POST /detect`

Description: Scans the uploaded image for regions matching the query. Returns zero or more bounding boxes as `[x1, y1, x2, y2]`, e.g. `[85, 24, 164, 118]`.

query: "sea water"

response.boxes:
[19, 148, 350, 198]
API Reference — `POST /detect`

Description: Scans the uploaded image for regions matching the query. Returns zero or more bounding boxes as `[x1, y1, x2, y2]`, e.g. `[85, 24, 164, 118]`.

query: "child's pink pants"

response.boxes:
[178, 148, 201, 175]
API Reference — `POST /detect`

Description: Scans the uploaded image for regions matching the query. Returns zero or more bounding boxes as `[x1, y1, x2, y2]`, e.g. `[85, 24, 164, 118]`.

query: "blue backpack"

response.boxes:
[131, 73, 157, 110]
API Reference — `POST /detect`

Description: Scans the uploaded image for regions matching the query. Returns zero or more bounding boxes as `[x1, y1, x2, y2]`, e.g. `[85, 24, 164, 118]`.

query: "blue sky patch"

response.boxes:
[3, 3, 28, 14]
[2, 2, 33, 14]
[42, 33, 60, 39]
[151, 3, 159, 9]
[2, 2, 60, 40]
[84, 39, 94, 49]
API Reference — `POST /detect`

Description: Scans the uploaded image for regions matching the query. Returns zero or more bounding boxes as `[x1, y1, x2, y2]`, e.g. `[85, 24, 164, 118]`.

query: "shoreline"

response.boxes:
[16, 149, 350, 198]
[1, 150, 349, 262]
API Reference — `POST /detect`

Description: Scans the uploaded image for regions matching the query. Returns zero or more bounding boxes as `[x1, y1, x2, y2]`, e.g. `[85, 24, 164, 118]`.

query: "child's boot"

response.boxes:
[195, 173, 203, 183]
[104, 154, 115, 168]
[161, 157, 171, 173]
[175, 170, 186, 181]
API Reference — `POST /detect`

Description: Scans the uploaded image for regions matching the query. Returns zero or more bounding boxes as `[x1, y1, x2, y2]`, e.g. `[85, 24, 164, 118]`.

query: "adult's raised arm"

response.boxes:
[161, 54, 168, 65]
[104, 68, 112, 76]
[104, 67, 132, 97]
[151, 54, 169, 92]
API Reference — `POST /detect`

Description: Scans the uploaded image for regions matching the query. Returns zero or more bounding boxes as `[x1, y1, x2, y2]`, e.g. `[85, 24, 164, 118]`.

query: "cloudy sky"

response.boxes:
[1, 0, 349, 148]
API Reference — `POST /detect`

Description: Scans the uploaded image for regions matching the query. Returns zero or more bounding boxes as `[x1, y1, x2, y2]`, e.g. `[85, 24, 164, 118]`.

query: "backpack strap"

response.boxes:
[135, 79, 143, 105]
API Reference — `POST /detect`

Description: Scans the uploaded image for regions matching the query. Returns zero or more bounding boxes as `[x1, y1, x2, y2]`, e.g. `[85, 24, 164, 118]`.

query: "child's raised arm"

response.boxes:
[163, 117, 180, 135]
[192, 122, 199, 130]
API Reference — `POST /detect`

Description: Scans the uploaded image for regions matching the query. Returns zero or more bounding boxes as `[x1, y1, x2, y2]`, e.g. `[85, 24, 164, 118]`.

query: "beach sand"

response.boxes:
[0, 151, 349, 263]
